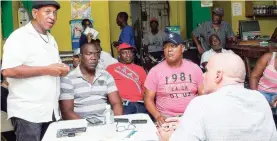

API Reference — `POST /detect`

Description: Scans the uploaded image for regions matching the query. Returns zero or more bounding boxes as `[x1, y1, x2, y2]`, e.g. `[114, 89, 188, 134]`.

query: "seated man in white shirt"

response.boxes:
[158, 53, 277, 141]
[94, 39, 118, 69]
[200, 34, 233, 69]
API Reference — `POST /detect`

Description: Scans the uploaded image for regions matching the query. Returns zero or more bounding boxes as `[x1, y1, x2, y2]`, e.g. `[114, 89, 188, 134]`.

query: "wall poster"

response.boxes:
[71, 0, 91, 19]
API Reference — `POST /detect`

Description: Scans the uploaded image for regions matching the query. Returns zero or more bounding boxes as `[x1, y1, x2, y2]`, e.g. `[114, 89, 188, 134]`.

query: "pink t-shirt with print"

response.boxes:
[145, 59, 203, 117]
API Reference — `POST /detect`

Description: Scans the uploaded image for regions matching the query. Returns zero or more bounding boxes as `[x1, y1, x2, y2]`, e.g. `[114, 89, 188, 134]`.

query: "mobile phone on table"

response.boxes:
[114, 118, 129, 123]
[86, 117, 104, 126]
[131, 119, 147, 124]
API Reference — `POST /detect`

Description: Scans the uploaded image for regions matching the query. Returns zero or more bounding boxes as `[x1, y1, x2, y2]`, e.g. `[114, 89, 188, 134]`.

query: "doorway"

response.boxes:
[130, 1, 170, 54]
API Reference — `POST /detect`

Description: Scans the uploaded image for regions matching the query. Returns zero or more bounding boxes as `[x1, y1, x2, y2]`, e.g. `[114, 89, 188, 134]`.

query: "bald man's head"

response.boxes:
[203, 53, 246, 94]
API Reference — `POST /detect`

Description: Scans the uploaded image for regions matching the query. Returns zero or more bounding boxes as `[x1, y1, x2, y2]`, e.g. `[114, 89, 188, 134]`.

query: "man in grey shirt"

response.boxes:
[192, 8, 236, 54]
[59, 42, 123, 120]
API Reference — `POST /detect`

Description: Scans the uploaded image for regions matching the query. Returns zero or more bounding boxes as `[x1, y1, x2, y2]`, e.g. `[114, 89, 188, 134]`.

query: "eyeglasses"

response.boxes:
[116, 121, 136, 132]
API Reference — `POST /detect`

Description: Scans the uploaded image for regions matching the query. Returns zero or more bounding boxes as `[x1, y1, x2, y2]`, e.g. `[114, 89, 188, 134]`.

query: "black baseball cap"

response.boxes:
[32, 1, 60, 10]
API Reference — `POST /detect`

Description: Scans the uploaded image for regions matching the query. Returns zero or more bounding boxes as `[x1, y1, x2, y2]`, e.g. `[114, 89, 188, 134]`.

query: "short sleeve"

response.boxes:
[192, 64, 204, 88]
[226, 23, 235, 38]
[1, 31, 28, 70]
[138, 67, 147, 94]
[143, 33, 149, 45]
[106, 73, 118, 93]
[60, 77, 75, 100]
[200, 52, 210, 66]
[170, 97, 206, 141]
[144, 68, 158, 92]
[192, 25, 204, 37]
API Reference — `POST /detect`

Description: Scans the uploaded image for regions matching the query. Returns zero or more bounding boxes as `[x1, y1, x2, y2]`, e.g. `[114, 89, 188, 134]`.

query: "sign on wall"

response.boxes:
[70, 0, 92, 50]
[70, 20, 83, 50]
[71, 0, 91, 19]
[201, 0, 213, 7]
[70, 19, 94, 50]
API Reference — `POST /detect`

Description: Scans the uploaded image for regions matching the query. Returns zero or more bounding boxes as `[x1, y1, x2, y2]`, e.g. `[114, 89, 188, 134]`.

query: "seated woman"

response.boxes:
[250, 52, 277, 109]
[200, 34, 233, 69]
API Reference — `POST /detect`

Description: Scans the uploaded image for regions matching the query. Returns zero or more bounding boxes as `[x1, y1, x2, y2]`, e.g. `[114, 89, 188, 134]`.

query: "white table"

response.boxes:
[42, 113, 158, 141]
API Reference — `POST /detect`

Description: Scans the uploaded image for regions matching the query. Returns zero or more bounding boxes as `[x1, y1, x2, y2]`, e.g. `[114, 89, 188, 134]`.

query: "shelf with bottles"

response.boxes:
[252, 5, 277, 17]
[245, 1, 277, 17]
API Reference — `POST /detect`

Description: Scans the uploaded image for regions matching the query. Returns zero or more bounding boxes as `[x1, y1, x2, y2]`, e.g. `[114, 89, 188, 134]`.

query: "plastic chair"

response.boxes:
[1, 111, 14, 132]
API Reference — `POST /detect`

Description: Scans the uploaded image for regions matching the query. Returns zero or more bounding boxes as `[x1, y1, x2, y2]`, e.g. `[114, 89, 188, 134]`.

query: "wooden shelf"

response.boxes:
[246, 14, 277, 18]
[245, 1, 277, 17]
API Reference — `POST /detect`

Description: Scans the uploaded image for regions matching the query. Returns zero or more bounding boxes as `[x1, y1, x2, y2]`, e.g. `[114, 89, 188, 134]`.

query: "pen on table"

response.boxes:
[125, 130, 136, 138]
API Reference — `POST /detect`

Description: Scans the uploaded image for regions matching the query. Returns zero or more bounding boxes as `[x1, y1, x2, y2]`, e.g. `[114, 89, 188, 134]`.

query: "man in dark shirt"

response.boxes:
[192, 8, 236, 54]
[79, 19, 93, 48]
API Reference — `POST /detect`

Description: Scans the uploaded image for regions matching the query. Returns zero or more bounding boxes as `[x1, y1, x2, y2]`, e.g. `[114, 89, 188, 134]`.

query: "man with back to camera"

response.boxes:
[1, 1, 70, 140]
[157, 53, 277, 141]
[107, 43, 147, 115]
[144, 32, 204, 127]
[59, 42, 123, 120]
[192, 7, 236, 54]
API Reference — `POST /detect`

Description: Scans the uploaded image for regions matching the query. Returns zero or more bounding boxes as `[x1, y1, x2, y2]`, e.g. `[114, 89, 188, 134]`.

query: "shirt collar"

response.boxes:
[217, 84, 244, 93]
[25, 22, 50, 36]
[73, 65, 103, 80]
[209, 21, 224, 28]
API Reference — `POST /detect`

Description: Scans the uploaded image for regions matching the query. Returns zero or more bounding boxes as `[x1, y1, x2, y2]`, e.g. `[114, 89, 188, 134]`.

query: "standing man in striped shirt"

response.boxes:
[59, 42, 123, 120]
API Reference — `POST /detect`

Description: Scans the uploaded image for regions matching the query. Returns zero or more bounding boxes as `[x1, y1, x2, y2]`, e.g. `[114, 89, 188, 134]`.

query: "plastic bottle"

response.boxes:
[104, 104, 114, 124]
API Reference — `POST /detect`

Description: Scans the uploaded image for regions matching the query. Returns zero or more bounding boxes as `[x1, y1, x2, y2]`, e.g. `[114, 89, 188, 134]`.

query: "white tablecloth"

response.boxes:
[42, 113, 158, 141]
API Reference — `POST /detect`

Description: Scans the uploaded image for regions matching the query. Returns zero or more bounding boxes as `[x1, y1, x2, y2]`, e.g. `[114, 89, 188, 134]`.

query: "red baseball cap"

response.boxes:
[117, 43, 135, 52]
[150, 18, 158, 23]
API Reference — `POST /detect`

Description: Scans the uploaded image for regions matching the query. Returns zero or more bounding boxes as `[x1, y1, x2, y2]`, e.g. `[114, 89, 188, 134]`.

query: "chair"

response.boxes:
[1, 111, 14, 133]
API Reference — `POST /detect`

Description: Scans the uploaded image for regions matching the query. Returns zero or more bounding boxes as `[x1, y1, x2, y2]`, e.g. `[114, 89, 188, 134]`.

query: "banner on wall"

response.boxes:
[71, 0, 91, 19]
[70, 20, 83, 50]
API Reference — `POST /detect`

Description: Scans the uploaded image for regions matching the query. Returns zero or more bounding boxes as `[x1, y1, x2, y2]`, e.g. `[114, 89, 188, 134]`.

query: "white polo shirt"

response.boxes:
[200, 49, 233, 68]
[1, 22, 61, 123]
[170, 85, 277, 141]
[97, 51, 118, 70]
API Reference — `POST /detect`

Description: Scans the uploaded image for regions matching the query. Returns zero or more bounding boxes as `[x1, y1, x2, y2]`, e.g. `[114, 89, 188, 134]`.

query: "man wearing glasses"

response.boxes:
[59, 42, 123, 120]
[1, 1, 70, 141]
[144, 32, 204, 127]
